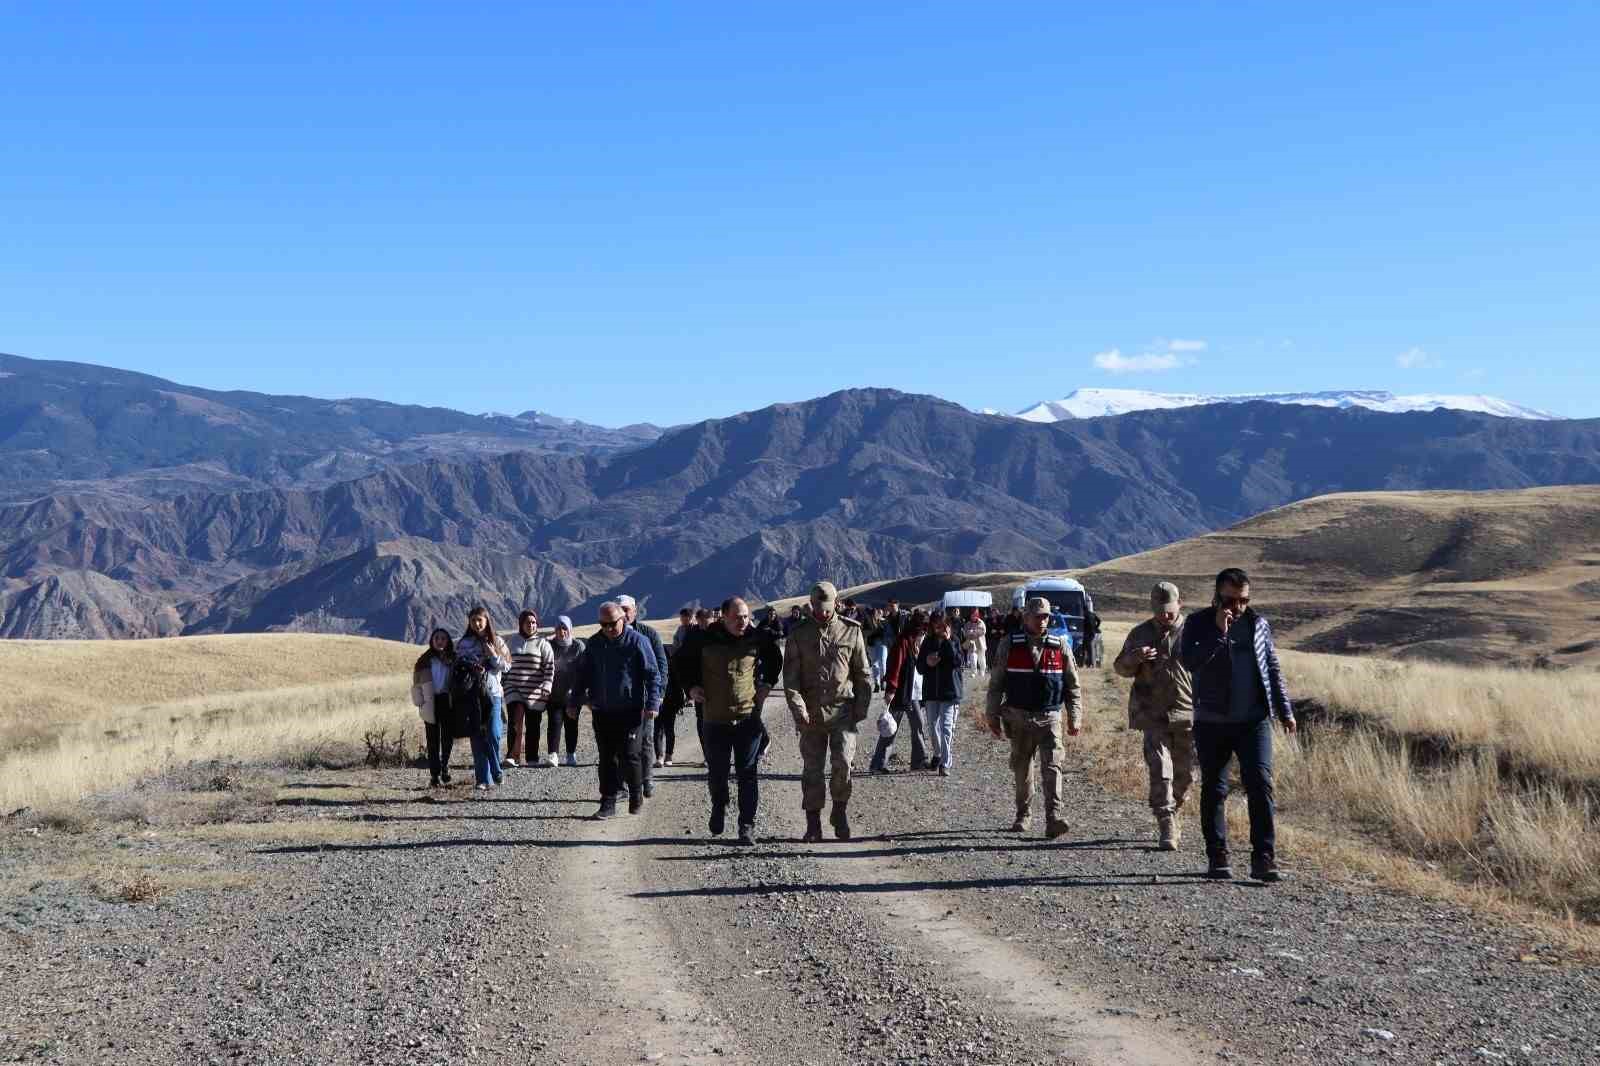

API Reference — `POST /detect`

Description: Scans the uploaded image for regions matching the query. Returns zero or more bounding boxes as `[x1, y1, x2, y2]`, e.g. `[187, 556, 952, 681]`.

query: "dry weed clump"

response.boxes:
[112, 873, 163, 904]
[1083, 629, 1600, 929]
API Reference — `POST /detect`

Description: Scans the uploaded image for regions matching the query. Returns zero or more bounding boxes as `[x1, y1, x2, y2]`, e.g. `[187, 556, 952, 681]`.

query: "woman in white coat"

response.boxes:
[411, 628, 456, 787]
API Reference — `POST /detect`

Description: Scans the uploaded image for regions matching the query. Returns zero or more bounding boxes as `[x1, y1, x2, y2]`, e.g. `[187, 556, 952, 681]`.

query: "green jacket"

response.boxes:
[676, 625, 784, 725]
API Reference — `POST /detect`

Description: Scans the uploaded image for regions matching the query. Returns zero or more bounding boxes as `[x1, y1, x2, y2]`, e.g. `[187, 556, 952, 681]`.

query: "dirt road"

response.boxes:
[4, 688, 1597, 1065]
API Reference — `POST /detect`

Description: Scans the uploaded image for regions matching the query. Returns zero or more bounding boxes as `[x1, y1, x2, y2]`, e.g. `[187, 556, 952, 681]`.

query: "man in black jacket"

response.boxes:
[1179, 567, 1297, 883]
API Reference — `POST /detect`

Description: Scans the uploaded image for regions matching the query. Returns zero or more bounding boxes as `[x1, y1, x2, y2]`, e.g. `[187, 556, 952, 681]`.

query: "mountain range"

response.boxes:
[1007, 388, 1557, 422]
[0, 352, 661, 503]
[3, 352, 1599, 641]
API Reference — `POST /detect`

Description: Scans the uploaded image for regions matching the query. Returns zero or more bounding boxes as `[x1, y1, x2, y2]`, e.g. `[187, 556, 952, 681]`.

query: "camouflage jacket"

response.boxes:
[781, 612, 872, 729]
[1112, 617, 1193, 729]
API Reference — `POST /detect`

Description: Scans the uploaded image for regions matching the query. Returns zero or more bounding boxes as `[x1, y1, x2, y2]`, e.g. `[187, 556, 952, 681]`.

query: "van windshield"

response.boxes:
[1029, 590, 1085, 617]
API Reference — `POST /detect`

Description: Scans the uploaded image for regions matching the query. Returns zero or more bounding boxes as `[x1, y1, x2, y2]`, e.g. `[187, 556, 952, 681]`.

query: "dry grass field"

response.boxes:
[1078, 620, 1600, 934]
[0, 634, 419, 812]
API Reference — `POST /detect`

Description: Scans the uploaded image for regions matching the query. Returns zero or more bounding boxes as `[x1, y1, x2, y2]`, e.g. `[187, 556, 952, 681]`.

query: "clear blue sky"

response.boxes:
[3, 2, 1596, 422]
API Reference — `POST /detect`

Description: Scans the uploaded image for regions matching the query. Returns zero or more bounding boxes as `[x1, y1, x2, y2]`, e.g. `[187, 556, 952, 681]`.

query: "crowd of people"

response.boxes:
[409, 566, 1295, 881]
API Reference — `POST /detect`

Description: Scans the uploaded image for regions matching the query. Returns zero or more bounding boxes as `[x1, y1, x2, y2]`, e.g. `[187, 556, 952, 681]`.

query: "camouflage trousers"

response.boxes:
[1007, 709, 1063, 822]
[798, 720, 858, 811]
[1143, 722, 1194, 816]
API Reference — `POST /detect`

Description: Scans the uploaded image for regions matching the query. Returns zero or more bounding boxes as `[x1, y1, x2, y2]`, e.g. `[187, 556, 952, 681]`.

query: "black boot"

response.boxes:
[709, 804, 726, 837]
[830, 802, 851, 841]
[594, 799, 617, 821]
[802, 811, 824, 842]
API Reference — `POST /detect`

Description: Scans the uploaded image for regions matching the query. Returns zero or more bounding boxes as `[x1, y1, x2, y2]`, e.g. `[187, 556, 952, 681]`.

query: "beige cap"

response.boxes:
[1025, 596, 1052, 616]
[810, 581, 838, 606]
[1151, 581, 1181, 609]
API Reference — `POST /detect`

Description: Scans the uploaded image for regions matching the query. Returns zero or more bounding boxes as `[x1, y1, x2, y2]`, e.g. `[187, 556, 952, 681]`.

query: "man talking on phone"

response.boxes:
[1179, 567, 1296, 883]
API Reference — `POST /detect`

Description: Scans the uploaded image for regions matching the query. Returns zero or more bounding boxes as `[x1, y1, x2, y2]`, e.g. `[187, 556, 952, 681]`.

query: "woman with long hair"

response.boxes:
[456, 606, 510, 792]
[871, 609, 930, 772]
[410, 628, 456, 787]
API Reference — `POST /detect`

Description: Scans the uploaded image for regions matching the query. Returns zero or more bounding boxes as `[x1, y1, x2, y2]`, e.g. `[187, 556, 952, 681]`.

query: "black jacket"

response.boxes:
[915, 636, 965, 702]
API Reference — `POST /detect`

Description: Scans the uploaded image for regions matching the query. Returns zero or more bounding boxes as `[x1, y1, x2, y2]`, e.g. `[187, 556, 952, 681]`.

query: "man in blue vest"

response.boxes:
[984, 596, 1083, 838]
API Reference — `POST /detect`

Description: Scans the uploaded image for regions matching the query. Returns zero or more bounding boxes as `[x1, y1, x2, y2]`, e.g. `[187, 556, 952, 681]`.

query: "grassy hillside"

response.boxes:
[843, 486, 1600, 669]
[1, 634, 418, 810]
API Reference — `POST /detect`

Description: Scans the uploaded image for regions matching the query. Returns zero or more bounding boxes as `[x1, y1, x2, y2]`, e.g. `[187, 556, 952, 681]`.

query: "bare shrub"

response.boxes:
[362, 725, 414, 769]
[113, 873, 163, 904]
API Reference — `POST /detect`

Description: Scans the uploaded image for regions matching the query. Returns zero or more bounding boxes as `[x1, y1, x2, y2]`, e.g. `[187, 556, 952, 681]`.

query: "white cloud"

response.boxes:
[1166, 338, 1208, 352]
[1093, 348, 1183, 373]
[1396, 346, 1443, 369]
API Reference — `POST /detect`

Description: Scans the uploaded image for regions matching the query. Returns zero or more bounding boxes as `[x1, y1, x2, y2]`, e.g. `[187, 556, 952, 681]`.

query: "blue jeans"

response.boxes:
[471, 694, 506, 786]
[1194, 717, 1276, 864]
[924, 700, 959, 768]
[703, 715, 765, 829]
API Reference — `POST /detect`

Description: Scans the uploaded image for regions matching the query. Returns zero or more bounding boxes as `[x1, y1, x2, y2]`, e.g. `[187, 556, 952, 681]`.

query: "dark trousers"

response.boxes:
[550, 702, 579, 757]
[637, 718, 656, 791]
[1194, 717, 1277, 864]
[592, 711, 643, 803]
[870, 701, 928, 769]
[654, 707, 680, 761]
[523, 704, 567, 760]
[425, 722, 454, 782]
[703, 715, 764, 829]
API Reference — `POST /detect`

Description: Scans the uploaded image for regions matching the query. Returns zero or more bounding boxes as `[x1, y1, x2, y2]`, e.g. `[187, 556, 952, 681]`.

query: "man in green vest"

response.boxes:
[677, 596, 783, 846]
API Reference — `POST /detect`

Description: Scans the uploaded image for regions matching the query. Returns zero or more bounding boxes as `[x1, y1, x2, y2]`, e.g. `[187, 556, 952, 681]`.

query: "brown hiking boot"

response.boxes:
[1009, 811, 1032, 832]
[1157, 814, 1179, 851]
[802, 811, 824, 842]
[830, 803, 851, 841]
[1045, 818, 1069, 840]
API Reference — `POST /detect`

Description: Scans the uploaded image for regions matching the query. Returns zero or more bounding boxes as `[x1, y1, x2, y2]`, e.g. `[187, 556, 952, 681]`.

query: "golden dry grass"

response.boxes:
[0, 634, 420, 811]
[1083, 618, 1600, 946]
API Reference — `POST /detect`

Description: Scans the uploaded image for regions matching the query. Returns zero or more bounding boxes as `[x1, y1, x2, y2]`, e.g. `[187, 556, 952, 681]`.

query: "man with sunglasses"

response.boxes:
[1179, 567, 1297, 883]
[568, 601, 661, 820]
[677, 596, 783, 845]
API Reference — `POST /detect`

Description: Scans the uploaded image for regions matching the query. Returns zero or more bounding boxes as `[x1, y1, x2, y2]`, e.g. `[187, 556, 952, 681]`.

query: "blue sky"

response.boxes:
[2, 2, 1596, 422]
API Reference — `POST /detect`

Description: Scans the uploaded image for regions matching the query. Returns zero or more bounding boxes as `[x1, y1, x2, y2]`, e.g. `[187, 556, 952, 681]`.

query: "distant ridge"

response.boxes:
[1012, 388, 1557, 422]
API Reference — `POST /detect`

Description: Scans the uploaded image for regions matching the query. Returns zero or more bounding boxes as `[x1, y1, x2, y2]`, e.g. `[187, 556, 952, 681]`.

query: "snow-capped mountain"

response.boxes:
[1012, 388, 1558, 422]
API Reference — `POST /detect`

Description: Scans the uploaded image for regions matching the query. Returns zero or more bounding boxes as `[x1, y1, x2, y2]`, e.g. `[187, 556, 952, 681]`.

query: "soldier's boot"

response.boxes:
[1009, 809, 1032, 833]
[802, 811, 824, 843]
[1045, 818, 1070, 840]
[830, 802, 851, 841]
[1157, 813, 1179, 851]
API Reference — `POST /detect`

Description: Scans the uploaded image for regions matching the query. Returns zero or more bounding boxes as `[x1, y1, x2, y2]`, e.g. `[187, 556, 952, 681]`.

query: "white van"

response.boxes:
[1010, 577, 1103, 667]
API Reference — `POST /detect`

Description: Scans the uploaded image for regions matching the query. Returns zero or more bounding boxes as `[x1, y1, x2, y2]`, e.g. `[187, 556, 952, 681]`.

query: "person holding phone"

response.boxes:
[1113, 582, 1194, 851]
[1179, 568, 1297, 883]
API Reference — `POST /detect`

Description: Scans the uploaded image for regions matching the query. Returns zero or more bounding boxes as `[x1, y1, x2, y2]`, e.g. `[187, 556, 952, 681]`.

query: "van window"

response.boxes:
[1028, 590, 1085, 617]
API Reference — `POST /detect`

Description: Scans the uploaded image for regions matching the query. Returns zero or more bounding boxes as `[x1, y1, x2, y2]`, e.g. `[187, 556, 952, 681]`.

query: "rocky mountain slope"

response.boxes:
[4, 383, 1599, 641]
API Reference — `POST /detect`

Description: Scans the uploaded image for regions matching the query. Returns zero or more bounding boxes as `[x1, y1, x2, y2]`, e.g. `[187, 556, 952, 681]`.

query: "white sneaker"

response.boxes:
[546, 752, 559, 767]
[563, 753, 577, 767]
[502, 757, 518, 769]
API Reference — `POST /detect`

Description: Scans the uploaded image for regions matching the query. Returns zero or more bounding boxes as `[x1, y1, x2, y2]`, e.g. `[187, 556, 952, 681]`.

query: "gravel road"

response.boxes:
[4, 682, 1597, 1066]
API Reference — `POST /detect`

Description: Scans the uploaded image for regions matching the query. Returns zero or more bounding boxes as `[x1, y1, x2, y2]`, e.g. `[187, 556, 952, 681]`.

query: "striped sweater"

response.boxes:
[503, 632, 555, 706]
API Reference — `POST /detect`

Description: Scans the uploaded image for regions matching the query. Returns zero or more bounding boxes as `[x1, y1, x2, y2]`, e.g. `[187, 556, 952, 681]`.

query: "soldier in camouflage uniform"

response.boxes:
[1112, 581, 1194, 851]
[985, 596, 1083, 839]
[782, 580, 873, 842]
